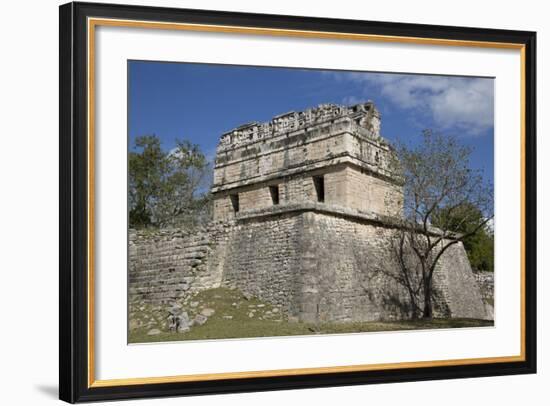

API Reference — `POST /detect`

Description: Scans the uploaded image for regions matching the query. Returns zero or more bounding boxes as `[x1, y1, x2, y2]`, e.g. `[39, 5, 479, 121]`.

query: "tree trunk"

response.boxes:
[408, 292, 419, 320]
[422, 299, 433, 318]
[422, 284, 433, 319]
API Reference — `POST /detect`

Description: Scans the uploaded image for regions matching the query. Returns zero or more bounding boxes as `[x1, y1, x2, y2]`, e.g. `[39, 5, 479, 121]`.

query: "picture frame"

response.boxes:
[59, 1, 537, 403]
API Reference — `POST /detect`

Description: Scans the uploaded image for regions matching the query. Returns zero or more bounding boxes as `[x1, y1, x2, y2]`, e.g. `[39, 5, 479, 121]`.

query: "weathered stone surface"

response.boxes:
[433, 243, 486, 319]
[201, 308, 215, 317]
[217, 102, 381, 153]
[129, 319, 141, 330]
[177, 315, 191, 333]
[168, 304, 183, 315]
[212, 102, 401, 222]
[193, 314, 208, 326]
[483, 303, 494, 321]
[128, 224, 230, 306]
[474, 272, 494, 303]
[129, 102, 490, 326]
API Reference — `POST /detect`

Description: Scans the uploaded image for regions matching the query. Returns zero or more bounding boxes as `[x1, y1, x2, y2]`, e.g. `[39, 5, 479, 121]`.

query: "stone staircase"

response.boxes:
[129, 229, 211, 305]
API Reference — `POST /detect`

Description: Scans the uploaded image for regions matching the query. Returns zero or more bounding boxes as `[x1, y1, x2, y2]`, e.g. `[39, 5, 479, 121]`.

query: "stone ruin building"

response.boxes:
[130, 102, 490, 323]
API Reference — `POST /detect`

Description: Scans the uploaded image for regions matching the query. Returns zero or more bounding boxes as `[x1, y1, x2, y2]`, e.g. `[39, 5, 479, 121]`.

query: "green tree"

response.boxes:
[432, 203, 494, 273]
[129, 135, 212, 228]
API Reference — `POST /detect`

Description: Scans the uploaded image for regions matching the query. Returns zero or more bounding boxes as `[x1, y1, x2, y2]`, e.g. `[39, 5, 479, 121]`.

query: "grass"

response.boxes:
[128, 287, 493, 344]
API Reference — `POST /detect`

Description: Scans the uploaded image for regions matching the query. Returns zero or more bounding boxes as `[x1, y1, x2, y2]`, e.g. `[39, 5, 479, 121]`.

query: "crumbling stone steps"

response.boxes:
[134, 239, 209, 249]
[134, 251, 209, 263]
[129, 276, 195, 286]
[129, 283, 190, 294]
[129, 230, 212, 305]
[136, 243, 209, 254]
[131, 257, 208, 275]
[134, 257, 207, 267]
[132, 291, 188, 305]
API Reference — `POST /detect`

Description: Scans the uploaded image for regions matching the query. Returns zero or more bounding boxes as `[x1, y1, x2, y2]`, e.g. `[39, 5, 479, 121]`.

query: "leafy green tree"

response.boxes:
[432, 203, 494, 273]
[129, 135, 212, 228]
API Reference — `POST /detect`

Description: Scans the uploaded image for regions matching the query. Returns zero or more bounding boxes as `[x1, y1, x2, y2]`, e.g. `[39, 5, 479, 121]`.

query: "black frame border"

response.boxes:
[59, 1, 537, 403]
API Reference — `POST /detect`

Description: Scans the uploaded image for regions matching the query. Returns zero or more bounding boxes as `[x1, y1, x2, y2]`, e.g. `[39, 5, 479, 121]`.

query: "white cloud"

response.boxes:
[341, 95, 362, 106]
[330, 72, 494, 135]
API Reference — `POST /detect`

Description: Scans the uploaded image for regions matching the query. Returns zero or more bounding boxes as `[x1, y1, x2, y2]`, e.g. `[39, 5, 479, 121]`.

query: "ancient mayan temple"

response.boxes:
[211, 102, 401, 221]
[129, 102, 489, 323]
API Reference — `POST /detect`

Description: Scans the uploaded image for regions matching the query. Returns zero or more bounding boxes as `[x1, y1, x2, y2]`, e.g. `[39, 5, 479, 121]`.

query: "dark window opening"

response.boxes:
[230, 194, 239, 213]
[270, 185, 280, 205]
[313, 176, 325, 203]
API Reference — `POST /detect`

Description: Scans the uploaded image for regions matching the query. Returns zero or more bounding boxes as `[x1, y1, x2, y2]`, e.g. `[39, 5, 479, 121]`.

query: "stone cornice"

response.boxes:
[233, 202, 453, 238]
[211, 157, 401, 193]
[217, 102, 382, 152]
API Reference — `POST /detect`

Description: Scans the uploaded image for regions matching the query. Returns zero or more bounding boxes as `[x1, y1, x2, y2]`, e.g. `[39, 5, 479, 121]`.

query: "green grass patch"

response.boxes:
[129, 287, 493, 344]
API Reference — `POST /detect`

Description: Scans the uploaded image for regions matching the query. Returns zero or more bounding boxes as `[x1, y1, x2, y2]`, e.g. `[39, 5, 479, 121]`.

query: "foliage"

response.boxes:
[432, 203, 494, 272]
[129, 135, 212, 229]
[389, 130, 494, 319]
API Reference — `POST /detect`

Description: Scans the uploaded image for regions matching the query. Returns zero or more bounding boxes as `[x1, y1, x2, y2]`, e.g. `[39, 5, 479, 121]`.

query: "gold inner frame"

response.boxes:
[87, 17, 527, 388]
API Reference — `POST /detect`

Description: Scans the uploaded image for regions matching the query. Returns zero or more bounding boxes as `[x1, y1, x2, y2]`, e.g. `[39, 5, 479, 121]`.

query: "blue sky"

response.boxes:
[129, 61, 494, 184]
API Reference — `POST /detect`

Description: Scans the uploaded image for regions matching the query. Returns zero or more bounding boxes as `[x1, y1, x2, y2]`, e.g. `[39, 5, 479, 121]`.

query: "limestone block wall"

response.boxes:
[292, 211, 456, 322]
[212, 111, 396, 196]
[342, 166, 403, 216]
[212, 167, 330, 221]
[212, 194, 236, 222]
[129, 100, 487, 323]
[213, 121, 352, 189]
[295, 211, 408, 322]
[218, 210, 486, 323]
[212, 163, 402, 221]
[221, 213, 303, 310]
[128, 224, 231, 305]
[321, 167, 347, 206]
[346, 130, 390, 167]
[130, 210, 487, 323]
[279, 175, 314, 204]
[474, 272, 495, 303]
[299, 213, 486, 321]
[433, 242, 487, 319]
[239, 185, 274, 212]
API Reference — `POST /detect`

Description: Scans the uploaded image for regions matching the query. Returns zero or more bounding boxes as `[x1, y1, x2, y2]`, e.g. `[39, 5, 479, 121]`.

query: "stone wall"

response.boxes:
[212, 102, 400, 222]
[129, 101, 489, 324]
[128, 224, 231, 305]
[474, 272, 495, 303]
[295, 211, 410, 322]
[339, 166, 403, 216]
[221, 212, 303, 311]
[130, 207, 488, 322]
[213, 163, 403, 221]
[213, 124, 350, 188]
[260, 210, 484, 322]
[213, 103, 391, 194]
[434, 243, 487, 319]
